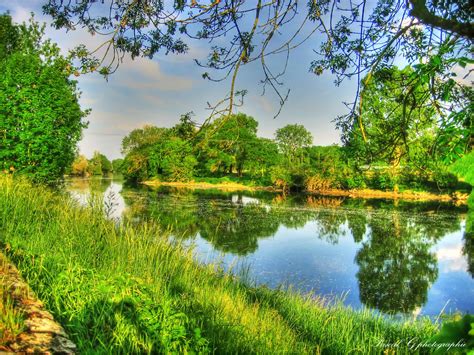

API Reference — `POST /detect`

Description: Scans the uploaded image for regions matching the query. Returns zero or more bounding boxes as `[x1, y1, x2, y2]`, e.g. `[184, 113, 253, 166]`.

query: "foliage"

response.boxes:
[121, 125, 169, 181]
[275, 124, 313, 166]
[70, 155, 89, 177]
[154, 137, 197, 181]
[112, 158, 124, 174]
[99, 153, 112, 175]
[0, 175, 441, 353]
[428, 314, 474, 354]
[0, 14, 88, 183]
[42, 0, 472, 159]
[118, 114, 465, 194]
[86, 151, 112, 176]
[450, 151, 474, 186]
[347, 66, 438, 167]
[197, 113, 259, 176]
[88, 151, 103, 176]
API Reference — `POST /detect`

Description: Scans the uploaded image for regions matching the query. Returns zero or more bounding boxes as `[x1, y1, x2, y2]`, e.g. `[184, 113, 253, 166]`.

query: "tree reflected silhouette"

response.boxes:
[81, 180, 467, 314]
[463, 203, 474, 278]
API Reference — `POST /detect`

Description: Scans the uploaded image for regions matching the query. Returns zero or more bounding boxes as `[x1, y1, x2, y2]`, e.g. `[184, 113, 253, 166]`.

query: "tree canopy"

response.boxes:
[41, 1, 472, 145]
[275, 124, 313, 166]
[0, 14, 88, 183]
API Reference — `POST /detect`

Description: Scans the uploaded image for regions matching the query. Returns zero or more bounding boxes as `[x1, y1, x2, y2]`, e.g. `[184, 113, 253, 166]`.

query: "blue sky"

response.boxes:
[1, 1, 357, 159]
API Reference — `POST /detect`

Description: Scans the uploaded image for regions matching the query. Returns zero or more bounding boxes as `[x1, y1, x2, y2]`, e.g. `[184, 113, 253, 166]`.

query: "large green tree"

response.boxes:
[121, 125, 169, 181]
[0, 14, 88, 183]
[275, 124, 313, 166]
[121, 125, 197, 182]
[198, 113, 259, 177]
[347, 66, 438, 167]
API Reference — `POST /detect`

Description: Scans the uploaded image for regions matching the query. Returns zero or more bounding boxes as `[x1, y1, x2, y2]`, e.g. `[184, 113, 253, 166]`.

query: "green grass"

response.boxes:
[0, 175, 439, 354]
[450, 151, 474, 186]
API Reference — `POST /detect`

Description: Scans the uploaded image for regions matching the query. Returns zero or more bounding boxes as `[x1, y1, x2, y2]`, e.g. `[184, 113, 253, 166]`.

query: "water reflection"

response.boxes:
[67, 179, 474, 315]
[463, 208, 474, 278]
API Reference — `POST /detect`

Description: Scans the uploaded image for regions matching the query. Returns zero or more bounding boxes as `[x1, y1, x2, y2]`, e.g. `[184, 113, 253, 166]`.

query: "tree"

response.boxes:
[88, 151, 103, 176]
[100, 154, 113, 175]
[112, 158, 124, 174]
[198, 113, 259, 177]
[245, 138, 281, 181]
[155, 137, 197, 181]
[0, 14, 88, 183]
[121, 125, 170, 181]
[121, 125, 197, 182]
[275, 124, 313, 166]
[347, 66, 438, 167]
[41, 1, 472, 158]
[71, 154, 89, 176]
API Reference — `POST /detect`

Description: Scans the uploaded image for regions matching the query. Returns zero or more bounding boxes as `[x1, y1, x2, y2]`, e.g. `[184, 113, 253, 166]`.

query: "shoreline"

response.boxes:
[142, 179, 469, 203]
[307, 188, 469, 203]
[141, 180, 278, 192]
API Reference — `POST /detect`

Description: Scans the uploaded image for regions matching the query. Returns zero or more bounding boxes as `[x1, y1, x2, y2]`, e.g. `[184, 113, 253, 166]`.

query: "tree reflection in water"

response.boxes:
[463, 198, 474, 278]
[119, 185, 467, 314]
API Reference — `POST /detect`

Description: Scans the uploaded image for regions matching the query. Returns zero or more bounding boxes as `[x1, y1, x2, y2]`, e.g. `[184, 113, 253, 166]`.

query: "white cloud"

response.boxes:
[109, 57, 194, 91]
[436, 244, 468, 273]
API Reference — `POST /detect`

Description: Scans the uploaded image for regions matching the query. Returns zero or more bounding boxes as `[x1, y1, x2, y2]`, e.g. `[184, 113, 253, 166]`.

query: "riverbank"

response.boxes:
[0, 175, 440, 353]
[142, 179, 278, 192]
[142, 179, 469, 203]
[307, 187, 469, 203]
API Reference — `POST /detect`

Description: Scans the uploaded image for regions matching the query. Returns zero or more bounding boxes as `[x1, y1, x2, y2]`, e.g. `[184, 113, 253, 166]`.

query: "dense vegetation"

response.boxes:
[0, 14, 88, 184]
[0, 175, 441, 353]
[70, 152, 114, 177]
[119, 109, 468, 195]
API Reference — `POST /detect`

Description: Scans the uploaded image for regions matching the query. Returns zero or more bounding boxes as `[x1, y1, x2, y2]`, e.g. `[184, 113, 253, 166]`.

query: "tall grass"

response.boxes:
[0, 175, 438, 353]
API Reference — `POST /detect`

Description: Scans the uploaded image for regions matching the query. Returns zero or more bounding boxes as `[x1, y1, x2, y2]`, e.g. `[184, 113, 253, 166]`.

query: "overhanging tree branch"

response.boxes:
[408, 0, 474, 39]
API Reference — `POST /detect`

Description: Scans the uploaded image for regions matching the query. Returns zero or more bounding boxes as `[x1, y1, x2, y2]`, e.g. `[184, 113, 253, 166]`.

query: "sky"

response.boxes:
[1, 1, 357, 160]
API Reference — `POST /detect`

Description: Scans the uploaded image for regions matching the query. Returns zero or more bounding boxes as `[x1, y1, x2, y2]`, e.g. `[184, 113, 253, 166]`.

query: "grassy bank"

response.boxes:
[306, 187, 469, 203]
[144, 177, 469, 203]
[142, 179, 257, 191]
[142, 178, 280, 192]
[0, 175, 439, 353]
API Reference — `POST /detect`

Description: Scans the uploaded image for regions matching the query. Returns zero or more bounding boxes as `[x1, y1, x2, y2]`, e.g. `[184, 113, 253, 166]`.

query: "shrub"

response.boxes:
[305, 175, 336, 191]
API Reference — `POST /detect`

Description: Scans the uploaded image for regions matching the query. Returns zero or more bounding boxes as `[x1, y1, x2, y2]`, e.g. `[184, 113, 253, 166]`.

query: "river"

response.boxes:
[66, 176, 474, 317]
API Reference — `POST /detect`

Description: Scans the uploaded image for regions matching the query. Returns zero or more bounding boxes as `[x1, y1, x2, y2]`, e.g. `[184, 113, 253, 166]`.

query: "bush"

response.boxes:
[340, 174, 366, 189]
[305, 174, 336, 191]
[369, 171, 397, 190]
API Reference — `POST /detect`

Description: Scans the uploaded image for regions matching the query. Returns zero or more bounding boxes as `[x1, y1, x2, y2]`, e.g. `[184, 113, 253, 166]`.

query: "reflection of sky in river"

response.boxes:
[426, 223, 474, 315]
[193, 220, 473, 316]
[194, 221, 364, 308]
[67, 178, 474, 317]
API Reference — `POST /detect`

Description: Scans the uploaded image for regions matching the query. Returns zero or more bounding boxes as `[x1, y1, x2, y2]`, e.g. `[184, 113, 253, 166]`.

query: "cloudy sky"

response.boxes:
[1, 1, 357, 159]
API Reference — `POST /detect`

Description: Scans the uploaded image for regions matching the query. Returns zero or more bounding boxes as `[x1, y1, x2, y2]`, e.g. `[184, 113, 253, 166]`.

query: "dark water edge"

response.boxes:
[66, 176, 474, 317]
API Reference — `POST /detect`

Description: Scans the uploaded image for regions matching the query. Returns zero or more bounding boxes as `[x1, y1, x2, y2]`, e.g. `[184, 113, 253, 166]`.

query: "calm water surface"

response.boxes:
[67, 177, 474, 317]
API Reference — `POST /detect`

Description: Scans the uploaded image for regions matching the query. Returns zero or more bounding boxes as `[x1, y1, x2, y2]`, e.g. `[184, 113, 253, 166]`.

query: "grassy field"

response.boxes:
[0, 175, 440, 353]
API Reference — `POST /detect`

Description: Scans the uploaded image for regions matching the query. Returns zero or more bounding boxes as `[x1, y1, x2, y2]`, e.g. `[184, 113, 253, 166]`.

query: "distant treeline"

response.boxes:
[69, 151, 122, 177]
[107, 112, 468, 193]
